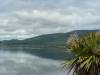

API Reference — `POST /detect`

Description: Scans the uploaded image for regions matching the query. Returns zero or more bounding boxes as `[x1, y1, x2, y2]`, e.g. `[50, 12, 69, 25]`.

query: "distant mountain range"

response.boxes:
[0, 30, 99, 60]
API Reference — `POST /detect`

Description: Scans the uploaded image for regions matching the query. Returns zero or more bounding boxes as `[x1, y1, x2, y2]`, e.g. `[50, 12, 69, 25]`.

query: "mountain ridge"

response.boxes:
[0, 30, 99, 60]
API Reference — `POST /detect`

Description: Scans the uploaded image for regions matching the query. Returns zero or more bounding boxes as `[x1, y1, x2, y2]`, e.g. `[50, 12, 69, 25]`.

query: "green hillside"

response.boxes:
[0, 30, 98, 60]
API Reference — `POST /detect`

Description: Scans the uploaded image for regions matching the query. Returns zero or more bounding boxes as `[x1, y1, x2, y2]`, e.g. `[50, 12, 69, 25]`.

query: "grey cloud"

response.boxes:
[0, 0, 100, 40]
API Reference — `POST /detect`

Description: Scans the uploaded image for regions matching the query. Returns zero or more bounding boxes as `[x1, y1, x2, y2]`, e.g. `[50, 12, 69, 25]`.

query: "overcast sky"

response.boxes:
[0, 0, 100, 40]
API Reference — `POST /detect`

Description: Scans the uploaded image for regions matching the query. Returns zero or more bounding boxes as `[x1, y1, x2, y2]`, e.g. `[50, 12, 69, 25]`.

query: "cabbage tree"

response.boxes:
[64, 32, 100, 75]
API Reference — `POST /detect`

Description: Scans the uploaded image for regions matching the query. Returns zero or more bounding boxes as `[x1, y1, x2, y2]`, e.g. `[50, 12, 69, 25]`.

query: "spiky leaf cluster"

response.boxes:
[65, 32, 100, 75]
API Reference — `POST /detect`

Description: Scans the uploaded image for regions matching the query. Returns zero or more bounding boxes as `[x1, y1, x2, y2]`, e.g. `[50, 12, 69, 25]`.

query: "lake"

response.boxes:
[0, 49, 72, 75]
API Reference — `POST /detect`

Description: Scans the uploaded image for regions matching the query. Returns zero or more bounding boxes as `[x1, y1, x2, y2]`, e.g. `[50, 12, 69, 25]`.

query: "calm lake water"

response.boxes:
[0, 50, 72, 75]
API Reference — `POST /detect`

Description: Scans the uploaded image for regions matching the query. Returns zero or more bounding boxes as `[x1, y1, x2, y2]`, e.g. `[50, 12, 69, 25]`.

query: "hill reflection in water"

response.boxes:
[0, 50, 70, 75]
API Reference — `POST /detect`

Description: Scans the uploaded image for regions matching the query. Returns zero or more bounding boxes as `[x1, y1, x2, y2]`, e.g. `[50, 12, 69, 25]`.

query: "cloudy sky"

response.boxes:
[0, 0, 100, 40]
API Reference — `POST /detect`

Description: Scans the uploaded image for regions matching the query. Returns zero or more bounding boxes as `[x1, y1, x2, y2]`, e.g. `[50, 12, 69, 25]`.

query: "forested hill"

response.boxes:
[0, 30, 99, 60]
[0, 30, 98, 45]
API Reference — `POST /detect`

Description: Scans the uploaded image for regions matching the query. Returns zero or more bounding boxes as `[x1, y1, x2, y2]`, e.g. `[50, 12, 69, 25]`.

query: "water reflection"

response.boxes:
[0, 50, 67, 75]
